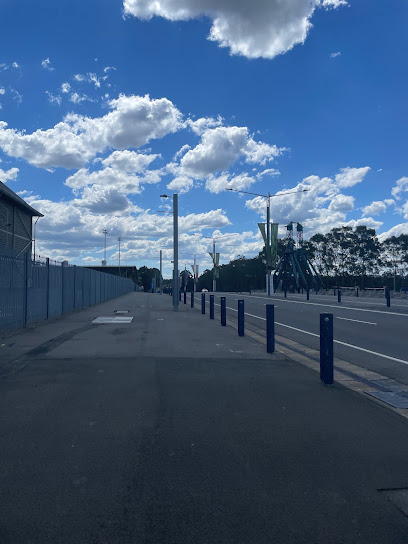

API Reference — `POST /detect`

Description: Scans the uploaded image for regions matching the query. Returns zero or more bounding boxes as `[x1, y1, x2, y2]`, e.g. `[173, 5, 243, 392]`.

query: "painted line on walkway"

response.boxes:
[337, 317, 377, 325]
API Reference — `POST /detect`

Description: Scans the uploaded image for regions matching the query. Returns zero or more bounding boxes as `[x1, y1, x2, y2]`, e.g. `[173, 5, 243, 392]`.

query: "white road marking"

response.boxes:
[218, 293, 408, 318]
[204, 297, 408, 366]
[337, 317, 377, 325]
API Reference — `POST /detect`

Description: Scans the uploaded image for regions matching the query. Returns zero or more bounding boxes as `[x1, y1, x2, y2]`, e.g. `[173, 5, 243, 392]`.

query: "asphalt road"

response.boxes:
[195, 291, 408, 385]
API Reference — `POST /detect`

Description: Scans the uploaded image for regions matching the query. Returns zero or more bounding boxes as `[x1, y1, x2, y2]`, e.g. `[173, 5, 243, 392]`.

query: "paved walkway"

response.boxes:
[1, 292, 408, 543]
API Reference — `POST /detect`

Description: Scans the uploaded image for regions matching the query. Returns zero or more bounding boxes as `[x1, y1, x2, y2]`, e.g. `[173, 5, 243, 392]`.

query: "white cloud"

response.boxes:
[328, 194, 354, 212]
[206, 172, 256, 194]
[330, 51, 341, 58]
[45, 91, 62, 106]
[104, 66, 117, 73]
[123, 0, 348, 60]
[256, 168, 280, 179]
[391, 177, 408, 200]
[61, 82, 71, 93]
[12, 62, 19, 69]
[101, 150, 160, 172]
[69, 92, 92, 104]
[344, 217, 383, 230]
[11, 89, 22, 103]
[378, 223, 408, 242]
[187, 116, 223, 135]
[41, 58, 54, 71]
[0, 88, 5, 95]
[167, 175, 194, 194]
[0, 166, 19, 182]
[0, 94, 183, 169]
[362, 200, 391, 216]
[335, 166, 371, 188]
[180, 126, 283, 179]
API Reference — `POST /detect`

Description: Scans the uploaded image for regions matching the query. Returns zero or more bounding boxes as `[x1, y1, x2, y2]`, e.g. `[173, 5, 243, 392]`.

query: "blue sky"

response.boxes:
[1, 0, 407, 276]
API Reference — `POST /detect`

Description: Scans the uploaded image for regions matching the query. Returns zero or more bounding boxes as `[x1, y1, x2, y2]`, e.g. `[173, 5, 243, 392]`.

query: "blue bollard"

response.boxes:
[284, 289, 287, 298]
[307, 288, 310, 301]
[333, 288, 336, 296]
[338, 288, 341, 303]
[210, 295, 214, 319]
[266, 304, 275, 354]
[191, 291, 194, 308]
[179, 290, 182, 302]
[238, 299, 244, 336]
[184, 291, 187, 304]
[320, 313, 334, 385]
[301, 288, 304, 294]
[201, 293, 205, 314]
[386, 288, 391, 308]
[221, 297, 226, 326]
[356, 287, 359, 297]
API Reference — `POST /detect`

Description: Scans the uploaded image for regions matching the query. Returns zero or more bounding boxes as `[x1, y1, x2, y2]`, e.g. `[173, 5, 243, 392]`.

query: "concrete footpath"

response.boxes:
[1, 292, 408, 543]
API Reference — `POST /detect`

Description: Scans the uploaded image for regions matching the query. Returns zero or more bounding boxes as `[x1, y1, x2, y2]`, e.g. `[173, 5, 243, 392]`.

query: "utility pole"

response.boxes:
[213, 238, 216, 292]
[266, 193, 271, 297]
[118, 237, 121, 275]
[102, 229, 108, 265]
[173, 194, 179, 311]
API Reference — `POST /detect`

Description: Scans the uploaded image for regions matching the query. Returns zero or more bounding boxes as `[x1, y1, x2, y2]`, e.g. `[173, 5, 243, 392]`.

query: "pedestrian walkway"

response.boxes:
[1, 292, 408, 543]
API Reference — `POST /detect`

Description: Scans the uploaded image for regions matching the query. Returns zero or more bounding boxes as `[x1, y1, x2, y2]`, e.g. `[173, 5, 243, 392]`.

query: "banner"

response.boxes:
[258, 223, 279, 268]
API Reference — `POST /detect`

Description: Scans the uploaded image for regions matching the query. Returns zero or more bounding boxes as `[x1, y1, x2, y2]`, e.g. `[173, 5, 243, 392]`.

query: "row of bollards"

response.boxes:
[184, 292, 334, 386]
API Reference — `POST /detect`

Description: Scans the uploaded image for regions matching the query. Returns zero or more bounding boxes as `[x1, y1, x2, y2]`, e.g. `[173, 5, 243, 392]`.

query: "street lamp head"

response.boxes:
[160, 194, 168, 198]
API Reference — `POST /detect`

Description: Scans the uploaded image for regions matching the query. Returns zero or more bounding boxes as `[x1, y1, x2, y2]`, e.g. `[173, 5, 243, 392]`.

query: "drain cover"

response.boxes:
[365, 391, 408, 409]
[92, 317, 133, 324]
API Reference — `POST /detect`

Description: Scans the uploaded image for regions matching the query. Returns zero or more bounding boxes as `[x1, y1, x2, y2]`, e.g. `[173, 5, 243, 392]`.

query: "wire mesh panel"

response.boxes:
[48, 262, 63, 318]
[27, 259, 48, 324]
[0, 247, 135, 332]
[0, 250, 26, 330]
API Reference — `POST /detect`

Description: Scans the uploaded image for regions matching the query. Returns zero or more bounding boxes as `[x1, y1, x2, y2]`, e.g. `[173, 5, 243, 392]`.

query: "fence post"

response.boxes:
[73, 265, 76, 311]
[210, 295, 214, 319]
[266, 304, 275, 353]
[191, 291, 194, 308]
[46, 257, 50, 320]
[320, 313, 334, 385]
[23, 252, 29, 326]
[337, 288, 341, 304]
[221, 296, 226, 326]
[238, 299, 244, 336]
[201, 293, 205, 314]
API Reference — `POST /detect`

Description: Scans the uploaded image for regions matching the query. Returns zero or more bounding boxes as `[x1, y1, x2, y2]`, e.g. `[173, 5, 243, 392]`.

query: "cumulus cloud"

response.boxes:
[0, 88, 5, 95]
[206, 172, 256, 194]
[123, 0, 348, 60]
[187, 116, 223, 135]
[378, 223, 408, 241]
[180, 126, 283, 179]
[330, 51, 341, 58]
[101, 150, 160, 172]
[0, 166, 19, 182]
[344, 217, 383, 230]
[61, 82, 71, 93]
[335, 166, 371, 188]
[45, 91, 62, 105]
[362, 200, 393, 216]
[391, 177, 408, 200]
[167, 175, 194, 194]
[0, 94, 183, 169]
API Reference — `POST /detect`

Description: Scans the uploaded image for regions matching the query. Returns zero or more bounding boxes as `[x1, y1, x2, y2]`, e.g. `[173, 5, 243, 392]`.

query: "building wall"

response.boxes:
[0, 198, 33, 254]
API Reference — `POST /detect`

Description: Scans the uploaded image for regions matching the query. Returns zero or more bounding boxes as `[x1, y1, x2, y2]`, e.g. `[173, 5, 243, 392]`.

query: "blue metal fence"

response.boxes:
[0, 249, 135, 332]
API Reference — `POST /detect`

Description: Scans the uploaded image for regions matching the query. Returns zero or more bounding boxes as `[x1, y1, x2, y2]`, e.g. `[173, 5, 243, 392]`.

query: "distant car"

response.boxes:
[201, 288, 208, 292]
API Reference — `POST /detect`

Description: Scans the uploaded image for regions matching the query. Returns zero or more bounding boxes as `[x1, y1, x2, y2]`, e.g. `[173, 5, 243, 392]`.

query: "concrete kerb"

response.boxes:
[188, 292, 408, 421]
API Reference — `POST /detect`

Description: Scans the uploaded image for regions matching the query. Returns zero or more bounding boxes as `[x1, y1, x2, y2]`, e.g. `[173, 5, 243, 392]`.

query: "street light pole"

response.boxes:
[173, 194, 179, 311]
[102, 229, 108, 265]
[266, 193, 271, 296]
[213, 238, 216, 292]
[117, 237, 121, 275]
[160, 249, 163, 294]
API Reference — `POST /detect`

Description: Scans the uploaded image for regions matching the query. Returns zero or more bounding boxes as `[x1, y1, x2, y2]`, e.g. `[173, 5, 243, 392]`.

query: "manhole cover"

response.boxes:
[92, 317, 133, 324]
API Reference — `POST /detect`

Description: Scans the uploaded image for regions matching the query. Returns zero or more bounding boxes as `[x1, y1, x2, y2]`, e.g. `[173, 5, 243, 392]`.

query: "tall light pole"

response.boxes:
[202, 233, 238, 292]
[159, 249, 163, 294]
[117, 237, 122, 273]
[160, 194, 179, 311]
[102, 229, 108, 265]
[226, 188, 308, 296]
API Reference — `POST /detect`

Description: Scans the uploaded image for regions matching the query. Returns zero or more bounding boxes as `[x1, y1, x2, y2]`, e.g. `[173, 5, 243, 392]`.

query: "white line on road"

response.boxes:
[219, 293, 408, 318]
[204, 297, 408, 366]
[337, 317, 377, 325]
